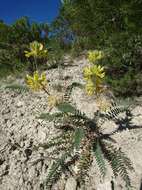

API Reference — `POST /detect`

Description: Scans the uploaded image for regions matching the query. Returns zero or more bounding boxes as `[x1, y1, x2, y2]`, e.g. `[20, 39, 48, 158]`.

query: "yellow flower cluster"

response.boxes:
[88, 50, 104, 63]
[84, 65, 105, 96]
[24, 41, 48, 58]
[84, 65, 105, 79]
[26, 71, 47, 91]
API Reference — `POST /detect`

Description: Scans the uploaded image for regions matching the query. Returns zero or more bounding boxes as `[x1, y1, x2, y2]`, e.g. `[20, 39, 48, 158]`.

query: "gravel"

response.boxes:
[0, 57, 142, 190]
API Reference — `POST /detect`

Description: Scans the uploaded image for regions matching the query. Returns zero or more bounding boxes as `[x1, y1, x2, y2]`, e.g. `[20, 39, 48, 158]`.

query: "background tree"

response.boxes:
[0, 17, 50, 77]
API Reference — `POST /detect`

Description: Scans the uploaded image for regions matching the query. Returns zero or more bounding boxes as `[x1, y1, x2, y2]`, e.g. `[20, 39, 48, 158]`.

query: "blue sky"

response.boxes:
[0, 0, 61, 24]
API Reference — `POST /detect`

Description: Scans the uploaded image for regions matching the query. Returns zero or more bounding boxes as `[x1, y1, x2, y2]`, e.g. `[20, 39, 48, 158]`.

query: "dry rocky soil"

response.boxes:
[0, 57, 142, 190]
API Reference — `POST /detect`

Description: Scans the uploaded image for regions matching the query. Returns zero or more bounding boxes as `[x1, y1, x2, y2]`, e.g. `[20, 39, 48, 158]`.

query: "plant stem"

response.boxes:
[40, 83, 50, 95]
[34, 56, 38, 70]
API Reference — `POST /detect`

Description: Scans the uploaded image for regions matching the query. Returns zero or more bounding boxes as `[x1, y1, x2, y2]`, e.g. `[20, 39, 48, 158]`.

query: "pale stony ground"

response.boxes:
[0, 57, 142, 190]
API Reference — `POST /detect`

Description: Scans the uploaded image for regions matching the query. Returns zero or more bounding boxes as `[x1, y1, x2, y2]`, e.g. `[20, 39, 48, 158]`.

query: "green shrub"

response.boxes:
[103, 33, 142, 96]
[53, 0, 142, 96]
[0, 47, 28, 78]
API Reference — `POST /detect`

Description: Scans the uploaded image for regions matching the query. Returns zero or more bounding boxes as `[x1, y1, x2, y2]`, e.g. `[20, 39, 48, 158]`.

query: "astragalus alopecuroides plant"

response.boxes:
[23, 50, 134, 189]
[7, 48, 135, 189]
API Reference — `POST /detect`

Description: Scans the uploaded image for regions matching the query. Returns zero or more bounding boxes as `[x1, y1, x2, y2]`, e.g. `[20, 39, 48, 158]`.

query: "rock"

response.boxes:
[2, 107, 10, 114]
[132, 106, 142, 116]
[52, 178, 65, 190]
[65, 177, 77, 190]
[97, 181, 112, 190]
[16, 101, 24, 108]
[37, 129, 47, 143]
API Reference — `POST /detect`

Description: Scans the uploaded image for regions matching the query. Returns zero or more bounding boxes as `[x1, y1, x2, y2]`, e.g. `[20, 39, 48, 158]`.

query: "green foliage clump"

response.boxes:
[104, 33, 142, 96]
[47, 38, 65, 69]
[53, 0, 142, 96]
[5, 84, 29, 93]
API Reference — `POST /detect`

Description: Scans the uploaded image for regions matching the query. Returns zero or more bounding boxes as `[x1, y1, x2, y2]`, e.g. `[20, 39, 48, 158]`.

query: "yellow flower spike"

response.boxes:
[88, 50, 104, 63]
[91, 65, 105, 79]
[85, 80, 95, 96]
[83, 67, 92, 80]
[24, 41, 48, 59]
[41, 72, 47, 82]
[26, 71, 47, 91]
[33, 71, 39, 81]
[24, 50, 34, 58]
[83, 64, 105, 96]
[39, 43, 43, 51]
[84, 65, 105, 80]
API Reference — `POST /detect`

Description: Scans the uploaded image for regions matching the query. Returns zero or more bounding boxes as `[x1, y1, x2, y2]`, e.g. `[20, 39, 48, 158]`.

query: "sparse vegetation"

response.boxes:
[14, 48, 134, 189]
[0, 1, 142, 189]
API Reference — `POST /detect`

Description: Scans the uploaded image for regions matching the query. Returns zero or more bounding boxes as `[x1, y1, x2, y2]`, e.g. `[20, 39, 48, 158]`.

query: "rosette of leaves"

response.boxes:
[36, 87, 134, 189]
